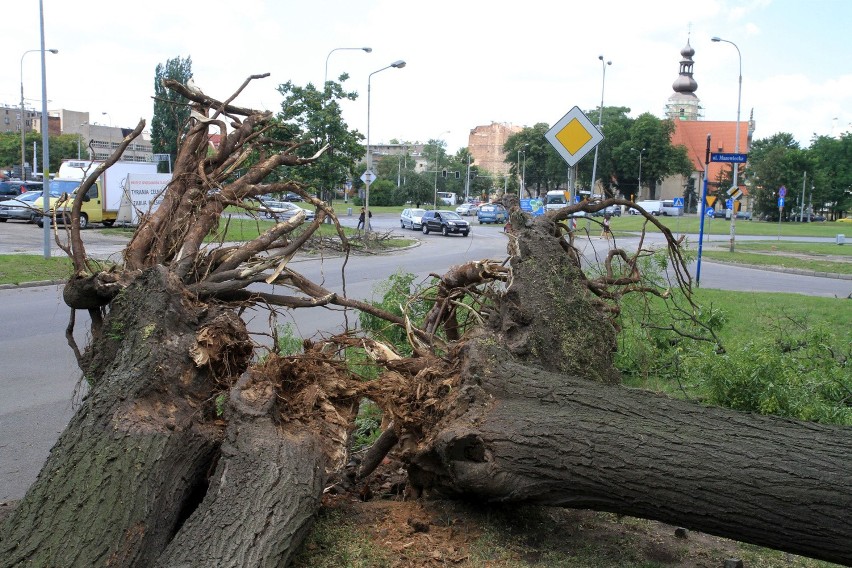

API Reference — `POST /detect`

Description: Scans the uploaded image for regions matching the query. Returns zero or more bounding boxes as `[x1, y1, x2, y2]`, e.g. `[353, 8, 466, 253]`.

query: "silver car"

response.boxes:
[400, 207, 426, 230]
[261, 200, 315, 222]
[0, 191, 48, 223]
[455, 202, 480, 216]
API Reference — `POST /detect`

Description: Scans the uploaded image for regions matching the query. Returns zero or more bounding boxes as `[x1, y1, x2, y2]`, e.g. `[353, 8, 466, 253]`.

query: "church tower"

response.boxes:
[665, 39, 703, 121]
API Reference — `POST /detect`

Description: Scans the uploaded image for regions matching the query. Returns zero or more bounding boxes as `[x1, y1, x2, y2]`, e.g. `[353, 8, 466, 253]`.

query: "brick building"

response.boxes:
[467, 122, 523, 177]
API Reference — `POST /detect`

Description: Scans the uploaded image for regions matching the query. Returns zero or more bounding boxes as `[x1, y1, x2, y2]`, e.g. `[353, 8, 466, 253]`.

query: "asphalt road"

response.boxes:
[0, 215, 849, 501]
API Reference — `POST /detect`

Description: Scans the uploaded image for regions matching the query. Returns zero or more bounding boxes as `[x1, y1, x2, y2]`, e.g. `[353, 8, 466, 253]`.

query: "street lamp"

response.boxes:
[522, 147, 528, 196]
[324, 46, 372, 92]
[712, 36, 743, 253]
[433, 130, 451, 208]
[102, 112, 114, 151]
[365, 59, 406, 232]
[589, 55, 611, 198]
[322, 47, 371, 211]
[20, 48, 57, 180]
[632, 147, 645, 198]
[77, 122, 88, 159]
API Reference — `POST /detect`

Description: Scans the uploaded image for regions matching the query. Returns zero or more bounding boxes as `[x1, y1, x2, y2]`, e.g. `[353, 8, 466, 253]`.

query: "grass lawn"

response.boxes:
[608, 214, 849, 238]
[0, 255, 74, 285]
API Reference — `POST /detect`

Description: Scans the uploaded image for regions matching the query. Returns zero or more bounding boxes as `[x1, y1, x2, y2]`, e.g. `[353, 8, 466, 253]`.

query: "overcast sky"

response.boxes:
[4, 0, 850, 154]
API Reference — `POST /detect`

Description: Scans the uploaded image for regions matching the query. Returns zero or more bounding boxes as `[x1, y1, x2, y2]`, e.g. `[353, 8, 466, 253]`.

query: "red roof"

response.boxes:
[671, 119, 749, 189]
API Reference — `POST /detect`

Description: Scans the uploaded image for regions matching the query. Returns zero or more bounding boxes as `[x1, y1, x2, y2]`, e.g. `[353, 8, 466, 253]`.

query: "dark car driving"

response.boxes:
[420, 210, 470, 237]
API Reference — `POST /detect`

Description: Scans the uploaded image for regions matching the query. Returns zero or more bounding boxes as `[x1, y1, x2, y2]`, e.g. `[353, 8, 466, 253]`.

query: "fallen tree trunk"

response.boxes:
[408, 336, 852, 564]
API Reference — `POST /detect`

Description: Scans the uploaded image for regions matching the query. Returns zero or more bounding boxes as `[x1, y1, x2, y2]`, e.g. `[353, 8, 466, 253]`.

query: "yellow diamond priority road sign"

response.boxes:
[545, 106, 604, 167]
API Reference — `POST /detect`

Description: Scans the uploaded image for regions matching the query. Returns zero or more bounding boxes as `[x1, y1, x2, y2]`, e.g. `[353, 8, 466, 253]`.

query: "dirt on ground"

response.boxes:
[289, 456, 825, 568]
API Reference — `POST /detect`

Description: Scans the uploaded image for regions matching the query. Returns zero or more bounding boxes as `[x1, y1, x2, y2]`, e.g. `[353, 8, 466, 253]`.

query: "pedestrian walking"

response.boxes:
[357, 207, 372, 230]
[601, 213, 612, 239]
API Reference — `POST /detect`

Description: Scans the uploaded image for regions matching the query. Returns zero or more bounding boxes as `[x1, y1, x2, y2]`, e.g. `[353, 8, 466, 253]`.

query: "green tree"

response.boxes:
[275, 77, 364, 203]
[807, 133, 852, 219]
[152, 56, 193, 174]
[578, 106, 633, 196]
[0, 132, 81, 175]
[746, 133, 810, 220]
[619, 113, 693, 201]
[505, 124, 566, 197]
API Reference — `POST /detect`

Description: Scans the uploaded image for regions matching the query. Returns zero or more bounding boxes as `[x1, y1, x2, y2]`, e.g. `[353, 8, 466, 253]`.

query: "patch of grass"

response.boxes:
[609, 215, 846, 238]
[618, 288, 851, 425]
[727, 241, 852, 257]
[701, 250, 852, 274]
[0, 255, 73, 285]
[290, 508, 392, 568]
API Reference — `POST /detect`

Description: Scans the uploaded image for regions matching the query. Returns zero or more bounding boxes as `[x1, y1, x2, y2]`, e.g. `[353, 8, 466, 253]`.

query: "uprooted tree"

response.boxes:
[1, 76, 849, 567]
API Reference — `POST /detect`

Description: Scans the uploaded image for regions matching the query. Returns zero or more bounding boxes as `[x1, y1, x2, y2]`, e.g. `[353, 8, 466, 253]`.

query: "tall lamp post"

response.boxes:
[102, 112, 113, 151]
[432, 130, 450, 208]
[324, 47, 371, 208]
[589, 55, 611, 197]
[20, 48, 58, 180]
[324, 46, 372, 91]
[712, 36, 743, 253]
[77, 122, 88, 159]
[632, 147, 645, 199]
[365, 59, 406, 232]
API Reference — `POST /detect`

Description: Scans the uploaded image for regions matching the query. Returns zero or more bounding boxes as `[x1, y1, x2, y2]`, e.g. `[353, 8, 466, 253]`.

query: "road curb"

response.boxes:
[0, 279, 65, 291]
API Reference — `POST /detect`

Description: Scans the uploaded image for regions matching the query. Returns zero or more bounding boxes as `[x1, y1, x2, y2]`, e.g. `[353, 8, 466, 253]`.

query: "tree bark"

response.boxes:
[406, 330, 852, 566]
[156, 373, 332, 568]
[0, 267, 251, 567]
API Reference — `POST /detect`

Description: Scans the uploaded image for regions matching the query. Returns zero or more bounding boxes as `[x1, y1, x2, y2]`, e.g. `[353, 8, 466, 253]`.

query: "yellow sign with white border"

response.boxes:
[545, 106, 604, 167]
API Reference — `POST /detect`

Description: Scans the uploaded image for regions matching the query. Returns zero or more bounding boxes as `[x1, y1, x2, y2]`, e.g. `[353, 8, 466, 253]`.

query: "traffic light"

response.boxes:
[455, 171, 460, 179]
[442, 169, 447, 178]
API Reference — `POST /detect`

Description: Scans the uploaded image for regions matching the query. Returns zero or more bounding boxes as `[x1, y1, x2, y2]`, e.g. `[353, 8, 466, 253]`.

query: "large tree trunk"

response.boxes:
[404, 217, 851, 565]
[0, 267, 252, 567]
[409, 337, 852, 565]
[155, 374, 331, 568]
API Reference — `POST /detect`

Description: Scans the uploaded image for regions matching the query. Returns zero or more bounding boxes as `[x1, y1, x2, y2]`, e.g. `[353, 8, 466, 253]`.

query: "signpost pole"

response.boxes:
[696, 135, 711, 287]
[777, 186, 787, 241]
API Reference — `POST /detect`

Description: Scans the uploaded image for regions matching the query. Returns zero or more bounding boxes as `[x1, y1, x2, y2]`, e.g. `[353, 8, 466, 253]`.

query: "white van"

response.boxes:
[660, 200, 683, 216]
[545, 190, 569, 211]
[629, 200, 663, 216]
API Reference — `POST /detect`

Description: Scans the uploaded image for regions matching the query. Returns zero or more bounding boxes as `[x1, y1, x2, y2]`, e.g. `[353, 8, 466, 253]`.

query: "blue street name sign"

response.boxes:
[778, 197, 785, 208]
[710, 152, 748, 163]
[673, 197, 684, 207]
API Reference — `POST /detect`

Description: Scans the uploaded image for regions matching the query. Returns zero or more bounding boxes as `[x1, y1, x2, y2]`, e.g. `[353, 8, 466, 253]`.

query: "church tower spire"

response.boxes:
[665, 38, 703, 121]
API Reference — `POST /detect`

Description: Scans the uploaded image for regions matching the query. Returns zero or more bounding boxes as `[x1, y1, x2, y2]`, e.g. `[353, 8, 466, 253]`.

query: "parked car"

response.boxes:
[261, 200, 315, 222]
[455, 202, 479, 216]
[0, 191, 48, 222]
[725, 210, 752, 220]
[282, 192, 303, 202]
[420, 210, 470, 237]
[400, 208, 426, 230]
[604, 205, 621, 217]
[477, 203, 509, 224]
[0, 179, 42, 201]
[591, 204, 622, 217]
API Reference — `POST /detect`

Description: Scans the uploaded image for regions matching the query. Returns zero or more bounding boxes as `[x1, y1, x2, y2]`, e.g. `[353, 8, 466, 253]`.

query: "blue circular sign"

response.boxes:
[778, 186, 787, 198]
